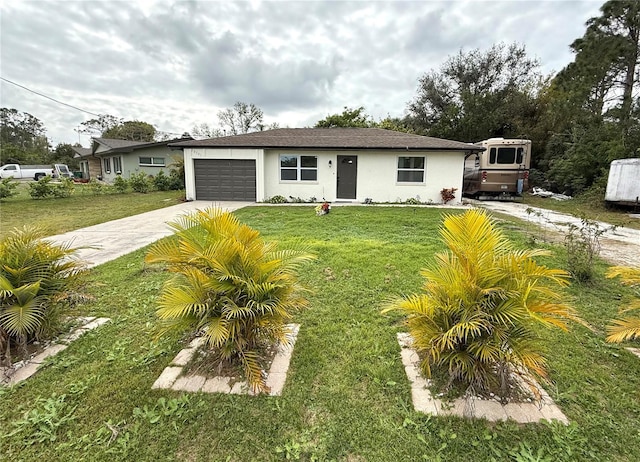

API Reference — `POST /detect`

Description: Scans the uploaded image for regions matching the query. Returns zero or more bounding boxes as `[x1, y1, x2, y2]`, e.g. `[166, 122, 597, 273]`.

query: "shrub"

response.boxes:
[404, 197, 421, 205]
[440, 187, 457, 204]
[169, 155, 185, 190]
[0, 226, 86, 366]
[384, 209, 581, 399]
[153, 170, 172, 191]
[606, 266, 640, 343]
[28, 176, 55, 199]
[112, 175, 128, 193]
[0, 178, 18, 200]
[145, 208, 314, 393]
[129, 172, 152, 193]
[168, 169, 184, 190]
[564, 217, 612, 283]
[264, 195, 287, 204]
[86, 179, 104, 195]
[52, 178, 74, 198]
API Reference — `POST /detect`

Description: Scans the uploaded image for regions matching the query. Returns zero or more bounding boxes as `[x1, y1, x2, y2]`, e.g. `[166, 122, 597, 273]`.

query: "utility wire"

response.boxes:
[0, 76, 183, 136]
[1, 76, 102, 116]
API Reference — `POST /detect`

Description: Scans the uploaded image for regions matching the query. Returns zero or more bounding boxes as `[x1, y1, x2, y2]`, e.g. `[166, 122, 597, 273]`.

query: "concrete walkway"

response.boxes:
[46, 201, 252, 268]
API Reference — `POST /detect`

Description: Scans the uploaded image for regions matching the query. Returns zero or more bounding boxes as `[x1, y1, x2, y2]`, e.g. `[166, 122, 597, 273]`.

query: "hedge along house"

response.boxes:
[86, 137, 191, 182]
[171, 128, 484, 204]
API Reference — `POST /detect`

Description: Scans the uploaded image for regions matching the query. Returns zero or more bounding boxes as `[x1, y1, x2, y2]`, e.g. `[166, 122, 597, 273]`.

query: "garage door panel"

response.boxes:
[194, 159, 256, 201]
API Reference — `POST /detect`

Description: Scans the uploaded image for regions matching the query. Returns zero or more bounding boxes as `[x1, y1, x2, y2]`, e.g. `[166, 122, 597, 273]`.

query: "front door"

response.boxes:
[337, 155, 358, 199]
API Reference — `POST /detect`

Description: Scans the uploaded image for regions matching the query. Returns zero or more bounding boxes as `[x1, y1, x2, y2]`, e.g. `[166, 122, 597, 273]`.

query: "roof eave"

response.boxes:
[170, 144, 484, 151]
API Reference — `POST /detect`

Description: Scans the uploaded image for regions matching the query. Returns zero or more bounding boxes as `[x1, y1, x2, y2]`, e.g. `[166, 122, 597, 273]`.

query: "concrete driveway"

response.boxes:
[46, 201, 252, 268]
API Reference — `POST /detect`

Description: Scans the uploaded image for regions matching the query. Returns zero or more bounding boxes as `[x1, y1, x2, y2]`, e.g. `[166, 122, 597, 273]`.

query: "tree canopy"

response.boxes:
[190, 102, 278, 140]
[80, 115, 157, 142]
[407, 43, 544, 142]
[0, 108, 50, 164]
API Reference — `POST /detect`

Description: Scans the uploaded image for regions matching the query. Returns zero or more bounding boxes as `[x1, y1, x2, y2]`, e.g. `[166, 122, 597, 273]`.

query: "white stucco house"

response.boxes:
[170, 128, 484, 203]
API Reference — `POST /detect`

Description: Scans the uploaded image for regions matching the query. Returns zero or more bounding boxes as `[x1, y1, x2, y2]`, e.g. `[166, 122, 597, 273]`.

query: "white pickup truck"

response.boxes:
[0, 163, 73, 180]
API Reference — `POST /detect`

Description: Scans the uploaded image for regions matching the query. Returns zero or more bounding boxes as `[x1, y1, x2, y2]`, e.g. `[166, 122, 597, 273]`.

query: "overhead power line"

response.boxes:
[1, 76, 102, 116]
[0, 76, 183, 136]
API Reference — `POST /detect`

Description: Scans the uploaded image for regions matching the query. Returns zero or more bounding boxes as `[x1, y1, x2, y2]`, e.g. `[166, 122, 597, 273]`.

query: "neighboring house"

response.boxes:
[72, 146, 100, 180]
[77, 137, 190, 183]
[170, 128, 484, 203]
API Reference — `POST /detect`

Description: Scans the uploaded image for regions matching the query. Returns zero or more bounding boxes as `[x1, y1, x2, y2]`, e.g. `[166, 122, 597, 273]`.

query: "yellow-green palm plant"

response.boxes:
[605, 266, 640, 343]
[385, 209, 582, 398]
[0, 226, 86, 367]
[145, 207, 315, 393]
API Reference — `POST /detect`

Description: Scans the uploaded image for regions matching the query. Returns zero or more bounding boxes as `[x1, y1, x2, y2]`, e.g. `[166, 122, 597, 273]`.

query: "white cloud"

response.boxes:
[0, 0, 603, 146]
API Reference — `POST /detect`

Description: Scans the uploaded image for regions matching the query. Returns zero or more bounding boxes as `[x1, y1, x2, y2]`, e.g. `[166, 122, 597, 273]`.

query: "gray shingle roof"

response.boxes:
[72, 146, 92, 158]
[92, 137, 192, 154]
[170, 128, 483, 151]
[93, 138, 151, 150]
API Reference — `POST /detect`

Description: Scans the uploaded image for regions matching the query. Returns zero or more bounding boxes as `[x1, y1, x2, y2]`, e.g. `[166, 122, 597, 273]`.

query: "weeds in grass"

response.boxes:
[565, 217, 614, 283]
[4, 394, 77, 445]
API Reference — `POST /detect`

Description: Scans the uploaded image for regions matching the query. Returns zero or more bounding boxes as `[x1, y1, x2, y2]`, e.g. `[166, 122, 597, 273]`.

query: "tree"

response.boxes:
[217, 102, 264, 135]
[0, 108, 50, 164]
[103, 120, 156, 142]
[315, 106, 373, 128]
[191, 102, 279, 139]
[384, 209, 581, 399]
[539, 1, 639, 194]
[79, 114, 122, 137]
[145, 208, 314, 393]
[190, 122, 223, 140]
[81, 115, 156, 142]
[50, 143, 79, 169]
[0, 226, 86, 367]
[407, 43, 544, 142]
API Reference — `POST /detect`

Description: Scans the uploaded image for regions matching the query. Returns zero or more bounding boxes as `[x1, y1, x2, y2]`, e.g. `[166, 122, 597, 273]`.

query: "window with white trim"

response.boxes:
[280, 155, 317, 181]
[397, 156, 425, 182]
[139, 156, 165, 167]
[113, 156, 122, 174]
[103, 157, 111, 174]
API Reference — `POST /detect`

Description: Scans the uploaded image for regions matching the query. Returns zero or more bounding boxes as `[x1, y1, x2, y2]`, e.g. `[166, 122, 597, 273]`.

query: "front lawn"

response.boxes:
[0, 182, 184, 238]
[0, 206, 638, 461]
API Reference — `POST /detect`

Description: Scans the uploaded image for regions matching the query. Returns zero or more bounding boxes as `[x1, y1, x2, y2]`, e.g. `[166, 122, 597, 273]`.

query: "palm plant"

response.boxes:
[385, 209, 581, 398]
[145, 207, 314, 393]
[0, 226, 85, 367]
[605, 266, 640, 343]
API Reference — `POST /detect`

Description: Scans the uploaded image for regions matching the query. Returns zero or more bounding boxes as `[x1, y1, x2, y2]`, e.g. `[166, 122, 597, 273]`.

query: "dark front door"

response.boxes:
[337, 155, 357, 199]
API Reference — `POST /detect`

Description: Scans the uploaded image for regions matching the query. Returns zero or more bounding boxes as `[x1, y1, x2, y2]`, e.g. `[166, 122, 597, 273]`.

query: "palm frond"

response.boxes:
[606, 317, 640, 343]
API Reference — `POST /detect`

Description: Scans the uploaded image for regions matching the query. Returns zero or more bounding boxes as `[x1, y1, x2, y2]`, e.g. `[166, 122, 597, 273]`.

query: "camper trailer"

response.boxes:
[463, 138, 531, 199]
[605, 158, 640, 207]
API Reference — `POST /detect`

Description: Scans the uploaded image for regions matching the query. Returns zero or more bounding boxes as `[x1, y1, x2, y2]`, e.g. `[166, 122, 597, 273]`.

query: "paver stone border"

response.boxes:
[152, 324, 300, 396]
[397, 333, 569, 424]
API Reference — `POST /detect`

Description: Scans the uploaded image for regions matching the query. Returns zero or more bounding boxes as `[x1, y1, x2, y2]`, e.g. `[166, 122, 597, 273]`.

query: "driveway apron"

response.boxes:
[46, 201, 251, 268]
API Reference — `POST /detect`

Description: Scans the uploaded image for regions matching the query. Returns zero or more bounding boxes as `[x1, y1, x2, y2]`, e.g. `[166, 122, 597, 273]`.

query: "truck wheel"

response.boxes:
[35, 173, 45, 181]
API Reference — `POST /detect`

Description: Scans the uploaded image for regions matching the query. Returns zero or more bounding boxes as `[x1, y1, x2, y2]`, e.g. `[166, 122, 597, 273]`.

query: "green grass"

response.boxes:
[0, 206, 638, 461]
[0, 182, 184, 238]
[523, 194, 640, 230]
